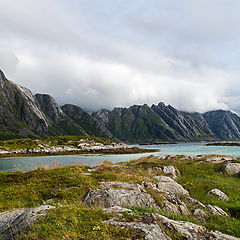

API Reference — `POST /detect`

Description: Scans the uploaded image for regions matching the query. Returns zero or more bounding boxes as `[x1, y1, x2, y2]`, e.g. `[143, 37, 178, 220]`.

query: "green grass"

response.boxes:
[0, 155, 240, 239]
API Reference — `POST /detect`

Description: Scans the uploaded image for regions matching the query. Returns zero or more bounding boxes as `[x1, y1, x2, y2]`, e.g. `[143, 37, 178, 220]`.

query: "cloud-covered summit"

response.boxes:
[0, 0, 239, 113]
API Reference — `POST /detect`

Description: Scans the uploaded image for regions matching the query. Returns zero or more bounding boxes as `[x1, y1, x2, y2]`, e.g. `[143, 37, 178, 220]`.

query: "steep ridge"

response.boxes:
[203, 110, 240, 140]
[1, 68, 240, 142]
[35, 94, 88, 136]
[0, 70, 49, 139]
[61, 104, 114, 139]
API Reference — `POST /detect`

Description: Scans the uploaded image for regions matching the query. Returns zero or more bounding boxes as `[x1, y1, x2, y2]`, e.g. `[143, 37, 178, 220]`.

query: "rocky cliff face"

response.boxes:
[61, 104, 114, 139]
[1, 68, 240, 142]
[0, 70, 49, 139]
[93, 103, 240, 143]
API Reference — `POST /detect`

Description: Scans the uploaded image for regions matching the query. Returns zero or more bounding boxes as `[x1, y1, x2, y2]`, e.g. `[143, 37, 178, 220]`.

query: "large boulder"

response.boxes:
[0, 205, 54, 240]
[207, 189, 229, 201]
[221, 162, 240, 176]
[84, 189, 159, 209]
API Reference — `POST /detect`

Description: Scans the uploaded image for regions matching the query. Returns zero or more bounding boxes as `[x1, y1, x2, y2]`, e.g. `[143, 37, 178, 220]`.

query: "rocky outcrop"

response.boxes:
[106, 220, 171, 240]
[154, 213, 239, 240]
[207, 189, 229, 201]
[84, 189, 159, 209]
[0, 205, 54, 240]
[207, 205, 229, 216]
[145, 176, 190, 196]
[221, 162, 240, 176]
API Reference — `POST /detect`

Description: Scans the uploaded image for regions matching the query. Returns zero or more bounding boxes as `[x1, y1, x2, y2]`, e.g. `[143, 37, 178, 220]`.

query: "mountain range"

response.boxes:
[1, 68, 240, 143]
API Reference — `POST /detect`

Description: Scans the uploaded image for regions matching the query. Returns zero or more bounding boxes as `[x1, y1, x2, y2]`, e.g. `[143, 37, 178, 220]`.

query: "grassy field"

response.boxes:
[0, 155, 240, 239]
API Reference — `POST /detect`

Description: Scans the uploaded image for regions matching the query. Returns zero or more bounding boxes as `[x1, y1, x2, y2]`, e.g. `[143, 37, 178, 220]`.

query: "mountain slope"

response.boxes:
[0, 70, 49, 139]
[1, 68, 240, 143]
[61, 104, 114, 139]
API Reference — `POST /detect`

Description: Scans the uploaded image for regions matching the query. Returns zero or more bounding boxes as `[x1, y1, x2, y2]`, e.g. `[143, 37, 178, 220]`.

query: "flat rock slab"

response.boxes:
[0, 205, 54, 240]
[84, 189, 159, 209]
[106, 220, 172, 240]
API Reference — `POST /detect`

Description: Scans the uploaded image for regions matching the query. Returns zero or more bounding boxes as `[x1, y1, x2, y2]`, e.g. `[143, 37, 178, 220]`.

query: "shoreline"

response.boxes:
[0, 147, 159, 159]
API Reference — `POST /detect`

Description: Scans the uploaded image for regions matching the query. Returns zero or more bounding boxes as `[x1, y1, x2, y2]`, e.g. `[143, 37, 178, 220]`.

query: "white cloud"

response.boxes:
[0, 0, 240, 113]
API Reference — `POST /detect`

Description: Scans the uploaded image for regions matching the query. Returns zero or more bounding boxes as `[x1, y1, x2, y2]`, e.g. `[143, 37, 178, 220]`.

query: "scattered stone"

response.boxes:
[207, 189, 229, 201]
[221, 162, 240, 176]
[84, 189, 159, 209]
[106, 220, 172, 240]
[0, 205, 54, 240]
[207, 205, 229, 216]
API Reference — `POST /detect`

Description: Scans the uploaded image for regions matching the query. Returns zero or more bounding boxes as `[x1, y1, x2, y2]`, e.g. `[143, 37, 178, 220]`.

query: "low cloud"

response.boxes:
[0, 0, 240, 113]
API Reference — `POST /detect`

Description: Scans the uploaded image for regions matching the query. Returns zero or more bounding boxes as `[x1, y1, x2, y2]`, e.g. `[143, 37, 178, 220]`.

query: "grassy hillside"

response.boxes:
[0, 155, 240, 239]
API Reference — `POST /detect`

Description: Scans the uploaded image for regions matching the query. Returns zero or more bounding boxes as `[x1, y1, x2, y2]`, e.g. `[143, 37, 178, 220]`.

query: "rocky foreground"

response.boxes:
[0, 155, 240, 239]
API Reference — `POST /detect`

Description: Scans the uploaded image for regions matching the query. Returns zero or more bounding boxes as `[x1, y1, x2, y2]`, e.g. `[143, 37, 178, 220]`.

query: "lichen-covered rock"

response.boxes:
[207, 205, 229, 216]
[84, 189, 159, 209]
[221, 162, 240, 176]
[154, 213, 239, 240]
[207, 189, 229, 201]
[145, 176, 189, 196]
[155, 180, 189, 196]
[106, 220, 172, 240]
[0, 205, 54, 240]
[154, 213, 209, 239]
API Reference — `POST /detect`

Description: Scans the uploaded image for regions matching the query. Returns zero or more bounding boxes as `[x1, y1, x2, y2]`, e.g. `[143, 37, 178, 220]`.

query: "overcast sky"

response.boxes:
[0, 0, 240, 113]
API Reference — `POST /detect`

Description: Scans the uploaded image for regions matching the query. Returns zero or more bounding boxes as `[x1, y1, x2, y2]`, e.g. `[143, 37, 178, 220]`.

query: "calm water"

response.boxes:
[1, 142, 240, 172]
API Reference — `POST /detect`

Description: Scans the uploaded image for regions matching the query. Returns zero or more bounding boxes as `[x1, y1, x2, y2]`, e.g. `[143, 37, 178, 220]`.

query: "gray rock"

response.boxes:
[207, 189, 229, 201]
[162, 166, 181, 179]
[207, 205, 229, 216]
[100, 182, 144, 191]
[155, 181, 189, 196]
[194, 209, 208, 218]
[146, 176, 189, 196]
[210, 231, 240, 240]
[106, 220, 172, 240]
[84, 189, 159, 209]
[154, 176, 175, 182]
[221, 162, 240, 176]
[154, 213, 239, 240]
[0, 205, 54, 240]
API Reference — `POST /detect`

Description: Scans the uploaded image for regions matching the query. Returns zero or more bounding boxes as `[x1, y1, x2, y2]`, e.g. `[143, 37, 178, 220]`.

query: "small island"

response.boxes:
[0, 136, 158, 158]
[206, 142, 240, 147]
